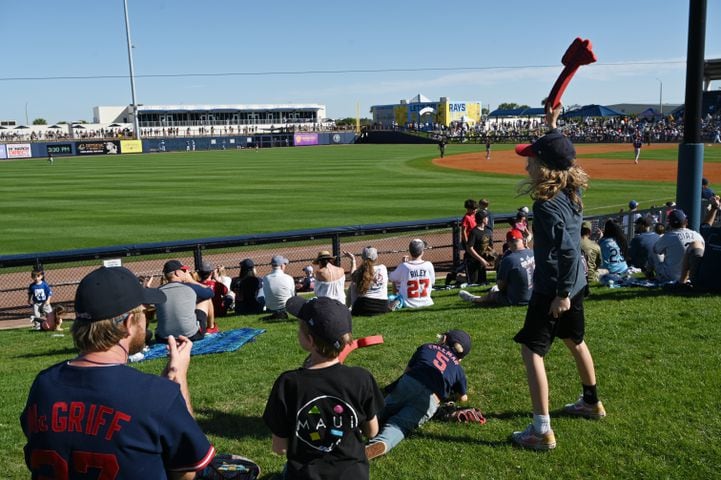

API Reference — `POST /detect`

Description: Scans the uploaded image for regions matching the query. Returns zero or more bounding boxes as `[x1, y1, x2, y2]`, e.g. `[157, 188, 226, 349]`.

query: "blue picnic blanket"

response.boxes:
[131, 327, 265, 362]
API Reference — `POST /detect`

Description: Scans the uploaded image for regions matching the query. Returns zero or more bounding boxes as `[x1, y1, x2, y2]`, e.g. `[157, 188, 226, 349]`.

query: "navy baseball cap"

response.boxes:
[668, 209, 687, 227]
[286, 296, 352, 350]
[629, 200, 639, 209]
[163, 260, 190, 274]
[75, 266, 166, 321]
[444, 329, 472, 359]
[515, 130, 576, 170]
[240, 258, 255, 270]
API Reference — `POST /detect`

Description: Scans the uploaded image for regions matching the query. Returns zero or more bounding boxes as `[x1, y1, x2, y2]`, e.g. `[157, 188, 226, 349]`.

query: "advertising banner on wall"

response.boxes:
[120, 139, 142, 153]
[47, 144, 73, 155]
[77, 141, 120, 155]
[0, 144, 6, 159]
[294, 133, 318, 146]
[6, 143, 32, 158]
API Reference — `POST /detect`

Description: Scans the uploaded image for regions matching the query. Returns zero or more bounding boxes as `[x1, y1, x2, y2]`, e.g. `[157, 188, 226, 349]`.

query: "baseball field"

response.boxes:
[1, 143, 720, 478]
[2, 142, 719, 255]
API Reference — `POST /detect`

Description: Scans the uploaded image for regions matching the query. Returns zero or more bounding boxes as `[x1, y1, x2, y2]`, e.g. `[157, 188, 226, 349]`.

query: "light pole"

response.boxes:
[656, 78, 663, 116]
[25, 102, 29, 125]
[123, 0, 141, 139]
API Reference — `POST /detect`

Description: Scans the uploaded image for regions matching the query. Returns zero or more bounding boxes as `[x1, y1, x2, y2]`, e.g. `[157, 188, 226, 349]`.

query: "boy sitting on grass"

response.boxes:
[263, 296, 384, 479]
[365, 329, 471, 460]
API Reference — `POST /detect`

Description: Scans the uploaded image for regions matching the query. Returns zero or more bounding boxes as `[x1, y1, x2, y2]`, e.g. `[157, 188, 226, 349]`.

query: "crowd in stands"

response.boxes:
[385, 112, 721, 144]
[0, 122, 354, 143]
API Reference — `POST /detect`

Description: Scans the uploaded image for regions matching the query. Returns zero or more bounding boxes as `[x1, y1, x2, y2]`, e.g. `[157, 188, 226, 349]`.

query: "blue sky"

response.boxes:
[1, 0, 719, 123]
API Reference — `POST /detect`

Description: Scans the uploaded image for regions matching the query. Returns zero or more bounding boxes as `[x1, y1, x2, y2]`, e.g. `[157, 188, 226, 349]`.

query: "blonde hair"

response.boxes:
[519, 158, 588, 209]
[71, 306, 143, 353]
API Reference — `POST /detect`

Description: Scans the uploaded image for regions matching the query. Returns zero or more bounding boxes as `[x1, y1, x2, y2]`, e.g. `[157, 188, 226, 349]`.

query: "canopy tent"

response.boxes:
[636, 108, 662, 120]
[48, 125, 62, 129]
[488, 107, 544, 117]
[409, 93, 432, 103]
[561, 104, 622, 118]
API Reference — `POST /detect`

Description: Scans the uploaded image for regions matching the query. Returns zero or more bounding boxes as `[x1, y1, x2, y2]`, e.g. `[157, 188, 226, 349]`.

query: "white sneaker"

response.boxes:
[459, 290, 479, 303]
[31, 320, 42, 331]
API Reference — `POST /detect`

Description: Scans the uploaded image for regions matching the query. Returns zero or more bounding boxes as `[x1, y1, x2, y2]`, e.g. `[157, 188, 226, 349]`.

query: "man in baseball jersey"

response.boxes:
[388, 239, 436, 309]
[652, 209, 705, 283]
[20, 266, 214, 479]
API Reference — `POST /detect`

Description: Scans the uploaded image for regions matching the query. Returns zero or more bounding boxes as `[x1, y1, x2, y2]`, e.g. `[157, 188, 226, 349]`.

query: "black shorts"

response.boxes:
[513, 290, 585, 356]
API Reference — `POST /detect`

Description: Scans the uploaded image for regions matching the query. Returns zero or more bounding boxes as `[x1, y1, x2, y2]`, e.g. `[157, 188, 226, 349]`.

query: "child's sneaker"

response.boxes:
[365, 440, 387, 460]
[563, 396, 606, 419]
[511, 424, 556, 450]
[31, 320, 42, 331]
[458, 290, 479, 302]
[206, 325, 219, 334]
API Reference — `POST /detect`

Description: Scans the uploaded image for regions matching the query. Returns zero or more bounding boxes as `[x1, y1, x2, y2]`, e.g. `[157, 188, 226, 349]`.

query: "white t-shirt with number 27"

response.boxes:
[389, 259, 435, 308]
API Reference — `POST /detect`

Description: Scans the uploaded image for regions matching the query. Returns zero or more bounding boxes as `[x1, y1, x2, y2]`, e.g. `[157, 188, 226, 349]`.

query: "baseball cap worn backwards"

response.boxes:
[75, 266, 166, 321]
[515, 129, 576, 171]
[444, 329, 472, 359]
[163, 260, 189, 275]
[286, 296, 352, 349]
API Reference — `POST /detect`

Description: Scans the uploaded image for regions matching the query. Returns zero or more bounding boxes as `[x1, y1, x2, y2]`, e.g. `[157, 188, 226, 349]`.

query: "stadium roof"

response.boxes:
[136, 103, 325, 113]
[409, 94, 432, 103]
[607, 103, 682, 115]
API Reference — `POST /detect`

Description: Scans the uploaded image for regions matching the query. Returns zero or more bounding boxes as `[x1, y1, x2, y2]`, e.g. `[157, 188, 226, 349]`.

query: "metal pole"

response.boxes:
[25, 102, 29, 125]
[656, 78, 663, 116]
[123, 0, 141, 140]
[677, 0, 706, 231]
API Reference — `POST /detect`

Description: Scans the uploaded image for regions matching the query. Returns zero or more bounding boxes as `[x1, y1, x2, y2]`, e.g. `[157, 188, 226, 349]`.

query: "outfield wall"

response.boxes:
[0, 133, 357, 160]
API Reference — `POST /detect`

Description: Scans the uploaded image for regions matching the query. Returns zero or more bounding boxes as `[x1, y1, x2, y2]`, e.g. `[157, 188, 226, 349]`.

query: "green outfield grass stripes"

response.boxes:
[0, 144, 680, 254]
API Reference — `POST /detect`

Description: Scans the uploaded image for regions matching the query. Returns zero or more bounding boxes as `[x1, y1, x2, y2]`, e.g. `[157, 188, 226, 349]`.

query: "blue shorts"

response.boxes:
[513, 290, 585, 356]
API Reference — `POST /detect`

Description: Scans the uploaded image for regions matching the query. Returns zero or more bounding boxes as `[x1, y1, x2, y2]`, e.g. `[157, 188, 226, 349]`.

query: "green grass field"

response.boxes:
[578, 144, 721, 162]
[0, 144, 686, 255]
[2, 286, 720, 479]
[2, 143, 721, 478]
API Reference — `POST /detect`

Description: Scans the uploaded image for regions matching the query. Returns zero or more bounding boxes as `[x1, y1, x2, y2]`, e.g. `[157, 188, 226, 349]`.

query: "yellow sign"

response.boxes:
[120, 140, 143, 154]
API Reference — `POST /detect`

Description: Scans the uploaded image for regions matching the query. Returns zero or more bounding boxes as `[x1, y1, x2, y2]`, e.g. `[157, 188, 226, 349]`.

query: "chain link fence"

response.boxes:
[1, 207, 684, 325]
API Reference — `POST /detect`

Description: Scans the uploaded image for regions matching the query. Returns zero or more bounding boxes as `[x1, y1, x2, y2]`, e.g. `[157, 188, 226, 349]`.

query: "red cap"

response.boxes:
[506, 229, 524, 242]
[515, 144, 534, 157]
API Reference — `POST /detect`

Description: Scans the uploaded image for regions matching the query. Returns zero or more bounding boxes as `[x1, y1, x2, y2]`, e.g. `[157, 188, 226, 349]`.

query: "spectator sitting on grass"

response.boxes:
[262, 255, 295, 320]
[628, 216, 660, 276]
[653, 209, 705, 284]
[231, 258, 266, 315]
[346, 246, 389, 316]
[388, 239, 436, 310]
[459, 229, 534, 307]
[155, 260, 214, 342]
[597, 219, 630, 282]
[313, 251, 347, 305]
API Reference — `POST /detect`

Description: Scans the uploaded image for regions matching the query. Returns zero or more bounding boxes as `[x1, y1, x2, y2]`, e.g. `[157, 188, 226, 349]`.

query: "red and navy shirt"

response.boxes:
[405, 343, 467, 401]
[21, 362, 214, 479]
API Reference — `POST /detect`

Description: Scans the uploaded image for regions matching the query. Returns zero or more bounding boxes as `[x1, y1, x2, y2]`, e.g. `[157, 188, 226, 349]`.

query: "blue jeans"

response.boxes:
[374, 375, 440, 452]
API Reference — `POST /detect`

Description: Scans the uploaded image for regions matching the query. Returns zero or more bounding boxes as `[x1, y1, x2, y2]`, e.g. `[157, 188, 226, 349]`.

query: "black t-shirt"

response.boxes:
[231, 276, 263, 313]
[263, 363, 384, 480]
[467, 226, 494, 262]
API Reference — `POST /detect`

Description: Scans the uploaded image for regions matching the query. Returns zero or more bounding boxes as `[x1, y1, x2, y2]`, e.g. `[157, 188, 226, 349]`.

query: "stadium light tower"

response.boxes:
[656, 78, 663, 116]
[123, 0, 141, 139]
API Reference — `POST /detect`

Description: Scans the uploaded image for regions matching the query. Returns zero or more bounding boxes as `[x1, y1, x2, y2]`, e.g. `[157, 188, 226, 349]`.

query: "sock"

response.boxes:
[583, 384, 599, 404]
[532, 414, 551, 435]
